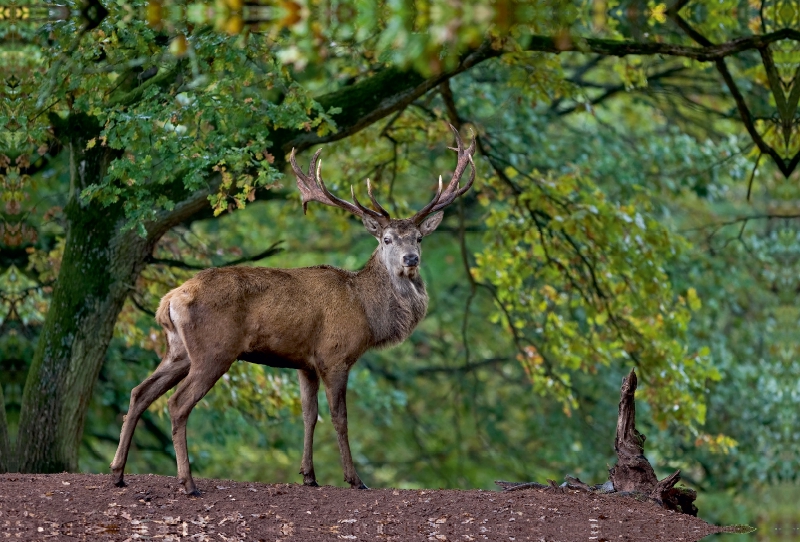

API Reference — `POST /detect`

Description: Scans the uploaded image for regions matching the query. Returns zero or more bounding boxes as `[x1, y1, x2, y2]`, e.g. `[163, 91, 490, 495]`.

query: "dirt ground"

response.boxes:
[0, 473, 736, 541]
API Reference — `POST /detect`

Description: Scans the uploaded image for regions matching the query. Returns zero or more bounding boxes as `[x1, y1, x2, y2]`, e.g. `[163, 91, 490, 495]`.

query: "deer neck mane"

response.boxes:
[355, 248, 428, 348]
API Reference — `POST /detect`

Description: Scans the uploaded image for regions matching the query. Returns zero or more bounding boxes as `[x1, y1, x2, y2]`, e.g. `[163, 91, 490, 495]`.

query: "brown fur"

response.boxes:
[154, 291, 175, 332]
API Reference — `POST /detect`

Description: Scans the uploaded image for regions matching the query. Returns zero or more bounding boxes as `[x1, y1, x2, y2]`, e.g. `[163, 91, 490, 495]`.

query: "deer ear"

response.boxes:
[419, 211, 444, 237]
[362, 216, 383, 238]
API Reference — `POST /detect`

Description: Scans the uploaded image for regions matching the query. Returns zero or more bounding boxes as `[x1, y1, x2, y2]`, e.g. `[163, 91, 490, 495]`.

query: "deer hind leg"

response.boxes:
[298, 369, 320, 486]
[167, 359, 234, 496]
[110, 341, 190, 487]
[322, 370, 368, 489]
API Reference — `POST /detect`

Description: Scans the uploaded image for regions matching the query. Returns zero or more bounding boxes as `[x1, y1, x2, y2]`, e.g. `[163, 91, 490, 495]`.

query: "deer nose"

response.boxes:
[403, 254, 419, 267]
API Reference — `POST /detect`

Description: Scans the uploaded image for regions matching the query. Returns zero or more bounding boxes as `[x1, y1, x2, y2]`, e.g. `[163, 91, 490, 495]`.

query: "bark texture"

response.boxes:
[0, 385, 9, 473]
[16, 114, 154, 472]
[609, 369, 698, 516]
[608, 368, 658, 492]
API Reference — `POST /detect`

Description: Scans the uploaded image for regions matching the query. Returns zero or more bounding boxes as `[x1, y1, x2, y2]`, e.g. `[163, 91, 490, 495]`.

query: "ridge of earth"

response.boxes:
[0, 473, 733, 541]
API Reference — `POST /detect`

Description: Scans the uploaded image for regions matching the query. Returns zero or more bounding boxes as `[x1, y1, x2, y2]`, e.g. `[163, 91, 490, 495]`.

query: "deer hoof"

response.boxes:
[356, 483, 369, 490]
[186, 489, 202, 497]
[303, 480, 320, 487]
[111, 470, 127, 487]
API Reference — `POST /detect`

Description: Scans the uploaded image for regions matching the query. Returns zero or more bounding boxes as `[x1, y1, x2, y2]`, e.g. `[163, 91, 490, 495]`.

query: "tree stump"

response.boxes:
[496, 368, 698, 516]
[609, 369, 697, 516]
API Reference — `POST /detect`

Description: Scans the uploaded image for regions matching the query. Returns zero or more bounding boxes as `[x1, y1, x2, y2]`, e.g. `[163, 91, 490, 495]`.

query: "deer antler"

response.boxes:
[290, 148, 390, 226]
[412, 124, 477, 225]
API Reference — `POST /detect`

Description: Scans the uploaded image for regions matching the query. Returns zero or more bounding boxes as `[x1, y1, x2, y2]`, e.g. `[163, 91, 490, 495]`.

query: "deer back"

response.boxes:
[156, 258, 426, 371]
[157, 266, 372, 369]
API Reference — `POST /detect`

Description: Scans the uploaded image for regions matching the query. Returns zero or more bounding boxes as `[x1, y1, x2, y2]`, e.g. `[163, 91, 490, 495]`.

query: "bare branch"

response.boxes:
[147, 240, 284, 270]
[746, 153, 763, 201]
[525, 29, 800, 62]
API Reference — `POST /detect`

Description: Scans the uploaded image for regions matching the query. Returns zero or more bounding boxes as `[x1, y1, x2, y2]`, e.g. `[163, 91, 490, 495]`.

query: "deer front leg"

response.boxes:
[323, 370, 368, 489]
[298, 369, 320, 486]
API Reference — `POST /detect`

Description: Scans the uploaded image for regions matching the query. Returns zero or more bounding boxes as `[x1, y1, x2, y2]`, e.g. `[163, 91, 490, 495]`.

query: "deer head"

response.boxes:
[290, 124, 477, 279]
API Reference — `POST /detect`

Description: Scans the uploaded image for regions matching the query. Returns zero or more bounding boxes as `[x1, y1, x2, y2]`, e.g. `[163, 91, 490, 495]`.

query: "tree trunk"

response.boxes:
[0, 385, 9, 473]
[15, 215, 150, 472]
[15, 114, 153, 473]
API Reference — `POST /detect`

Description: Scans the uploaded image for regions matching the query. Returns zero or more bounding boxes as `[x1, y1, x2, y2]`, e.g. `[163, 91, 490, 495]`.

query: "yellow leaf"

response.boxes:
[687, 287, 701, 311]
[541, 284, 558, 301]
[170, 34, 188, 57]
[86, 138, 96, 149]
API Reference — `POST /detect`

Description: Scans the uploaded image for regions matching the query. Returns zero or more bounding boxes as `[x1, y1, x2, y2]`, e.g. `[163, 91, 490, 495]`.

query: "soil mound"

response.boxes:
[0, 473, 728, 541]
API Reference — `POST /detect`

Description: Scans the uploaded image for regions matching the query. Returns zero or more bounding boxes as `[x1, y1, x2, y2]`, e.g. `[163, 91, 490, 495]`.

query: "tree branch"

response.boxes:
[524, 29, 800, 62]
[688, 213, 800, 234]
[283, 40, 501, 153]
[413, 357, 511, 376]
[147, 240, 284, 270]
[129, 294, 155, 317]
[107, 63, 181, 108]
[363, 357, 511, 381]
[555, 65, 687, 116]
[668, 10, 800, 176]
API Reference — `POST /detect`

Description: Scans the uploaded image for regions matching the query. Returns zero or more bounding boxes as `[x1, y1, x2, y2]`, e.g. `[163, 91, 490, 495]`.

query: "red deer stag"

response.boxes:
[110, 125, 476, 496]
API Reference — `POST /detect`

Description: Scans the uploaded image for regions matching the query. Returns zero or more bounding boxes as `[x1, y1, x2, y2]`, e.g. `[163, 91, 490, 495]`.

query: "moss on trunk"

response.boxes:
[15, 114, 152, 473]
[315, 67, 426, 127]
[0, 385, 9, 473]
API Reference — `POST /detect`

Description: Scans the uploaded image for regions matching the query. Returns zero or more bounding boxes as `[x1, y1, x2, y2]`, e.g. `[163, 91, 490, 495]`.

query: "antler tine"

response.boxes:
[366, 178, 391, 219]
[411, 175, 444, 224]
[290, 147, 322, 214]
[412, 124, 477, 224]
[350, 184, 388, 224]
[430, 153, 475, 213]
[289, 147, 364, 218]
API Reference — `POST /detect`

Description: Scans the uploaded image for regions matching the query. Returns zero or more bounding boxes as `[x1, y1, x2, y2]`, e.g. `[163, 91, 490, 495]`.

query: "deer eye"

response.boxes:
[417, 236, 423, 243]
[383, 237, 392, 244]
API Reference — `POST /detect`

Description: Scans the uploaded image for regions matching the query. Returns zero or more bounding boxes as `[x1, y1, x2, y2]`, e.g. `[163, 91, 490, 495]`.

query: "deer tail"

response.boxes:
[155, 291, 176, 333]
